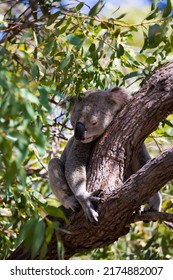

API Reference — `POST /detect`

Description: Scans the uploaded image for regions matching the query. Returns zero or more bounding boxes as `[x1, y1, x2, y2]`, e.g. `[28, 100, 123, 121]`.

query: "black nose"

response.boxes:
[75, 122, 85, 140]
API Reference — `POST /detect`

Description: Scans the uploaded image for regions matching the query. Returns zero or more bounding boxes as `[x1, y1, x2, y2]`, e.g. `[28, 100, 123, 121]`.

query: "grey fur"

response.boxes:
[48, 87, 162, 222]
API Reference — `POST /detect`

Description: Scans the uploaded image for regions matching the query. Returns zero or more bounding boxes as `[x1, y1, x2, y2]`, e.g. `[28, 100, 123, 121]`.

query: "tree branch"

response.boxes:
[131, 211, 173, 224]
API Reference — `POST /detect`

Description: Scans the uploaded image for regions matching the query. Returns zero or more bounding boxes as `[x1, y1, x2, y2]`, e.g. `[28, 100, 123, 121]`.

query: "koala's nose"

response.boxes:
[75, 122, 86, 140]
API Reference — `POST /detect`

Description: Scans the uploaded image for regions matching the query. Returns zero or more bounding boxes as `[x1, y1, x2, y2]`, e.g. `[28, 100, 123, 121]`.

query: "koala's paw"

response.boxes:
[144, 205, 159, 212]
[144, 191, 162, 213]
[63, 195, 79, 212]
[77, 190, 101, 223]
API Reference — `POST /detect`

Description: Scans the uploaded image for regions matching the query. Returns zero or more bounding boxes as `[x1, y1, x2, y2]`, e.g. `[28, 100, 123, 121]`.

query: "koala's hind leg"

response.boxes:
[48, 158, 79, 211]
[131, 144, 162, 212]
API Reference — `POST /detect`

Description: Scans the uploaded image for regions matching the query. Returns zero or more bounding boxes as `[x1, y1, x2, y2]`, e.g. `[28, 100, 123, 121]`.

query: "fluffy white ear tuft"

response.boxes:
[108, 87, 129, 106]
[84, 89, 97, 97]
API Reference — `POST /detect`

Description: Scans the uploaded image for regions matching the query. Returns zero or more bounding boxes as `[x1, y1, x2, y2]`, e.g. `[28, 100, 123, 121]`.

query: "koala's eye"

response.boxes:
[91, 120, 98, 126]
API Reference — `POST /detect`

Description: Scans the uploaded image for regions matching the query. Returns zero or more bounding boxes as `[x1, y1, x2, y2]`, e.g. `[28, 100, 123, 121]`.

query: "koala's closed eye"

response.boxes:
[91, 121, 98, 126]
[90, 117, 98, 126]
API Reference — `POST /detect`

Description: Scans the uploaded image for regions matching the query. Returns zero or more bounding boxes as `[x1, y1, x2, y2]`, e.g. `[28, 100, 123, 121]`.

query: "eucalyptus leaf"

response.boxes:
[67, 34, 82, 46]
[162, 0, 172, 18]
[148, 24, 162, 48]
[116, 13, 126, 20]
[145, 7, 158, 20]
[75, 2, 84, 11]
[146, 56, 156, 64]
[117, 44, 124, 58]
[38, 86, 52, 112]
[32, 219, 45, 258]
[124, 71, 140, 80]
[88, 0, 104, 17]
[59, 53, 71, 70]
[45, 204, 68, 222]
[31, 64, 39, 79]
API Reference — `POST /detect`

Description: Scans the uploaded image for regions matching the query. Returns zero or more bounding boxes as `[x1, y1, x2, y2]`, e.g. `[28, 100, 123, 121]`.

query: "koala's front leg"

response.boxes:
[48, 158, 79, 211]
[65, 143, 100, 222]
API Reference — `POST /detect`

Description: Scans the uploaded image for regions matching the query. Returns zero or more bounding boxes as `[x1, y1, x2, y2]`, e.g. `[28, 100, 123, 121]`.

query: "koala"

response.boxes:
[48, 87, 162, 223]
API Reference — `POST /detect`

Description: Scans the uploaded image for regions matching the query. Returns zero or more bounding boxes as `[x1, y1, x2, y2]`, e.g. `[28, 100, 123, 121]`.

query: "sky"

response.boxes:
[63, 0, 171, 16]
[79, 0, 151, 6]
[62, 0, 154, 15]
[63, 0, 152, 9]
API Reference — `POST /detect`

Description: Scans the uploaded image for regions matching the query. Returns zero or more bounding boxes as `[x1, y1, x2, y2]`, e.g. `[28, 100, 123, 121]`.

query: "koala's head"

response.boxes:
[62, 87, 129, 143]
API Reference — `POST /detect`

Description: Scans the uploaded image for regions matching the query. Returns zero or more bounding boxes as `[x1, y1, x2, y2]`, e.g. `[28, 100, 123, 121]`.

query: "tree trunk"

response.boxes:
[9, 62, 173, 260]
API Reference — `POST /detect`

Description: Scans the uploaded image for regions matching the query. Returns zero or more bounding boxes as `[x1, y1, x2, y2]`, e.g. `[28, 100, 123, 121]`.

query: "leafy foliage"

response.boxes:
[0, 0, 173, 259]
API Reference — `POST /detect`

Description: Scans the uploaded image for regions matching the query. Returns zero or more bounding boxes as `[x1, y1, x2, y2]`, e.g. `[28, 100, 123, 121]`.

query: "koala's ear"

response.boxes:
[108, 87, 129, 106]
[84, 89, 97, 96]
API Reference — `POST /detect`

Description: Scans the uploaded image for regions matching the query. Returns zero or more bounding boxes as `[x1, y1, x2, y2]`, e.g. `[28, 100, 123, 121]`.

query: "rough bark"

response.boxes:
[9, 62, 173, 260]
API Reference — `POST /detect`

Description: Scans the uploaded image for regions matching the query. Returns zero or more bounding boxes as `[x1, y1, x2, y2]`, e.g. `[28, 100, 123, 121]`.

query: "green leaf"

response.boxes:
[50, 41, 58, 56]
[163, 119, 173, 128]
[38, 86, 52, 112]
[45, 204, 68, 222]
[151, 0, 157, 10]
[16, 136, 29, 166]
[59, 53, 71, 70]
[57, 18, 72, 34]
[124, 71, 140, 80]
[20, 89, 39, 105]
[97, 40, 104, 52]
[148, 24, 162, 48]
[170, 30, 173, 47]
[47, 11, 61, 26]
[163, 0, 172, 18]
[75, 2, 84, 11]
[88, 1, 104, 17]
[31, 64, 39, 79]
[5, 161, 18, 185]
[54, 16, 66, 28]
[18, 168, 27, 187]
[45, 221, 54, 244]
[39, 242, 47, 259]
[32, 219, 45, 258]
[146, 57, 156, 64]
[25, 102, 36, 120]
[145, 7, 158, 20]
[16, 216, 38, 248]
[57, 240, 64, 260]
[116, 13, 126, 20]
[67, 34, 81, 46]
[89, 43, 96, 53]
[43, 40, 55, 56]
[117, 44, 124, 58]
[124, 51, 140, 66]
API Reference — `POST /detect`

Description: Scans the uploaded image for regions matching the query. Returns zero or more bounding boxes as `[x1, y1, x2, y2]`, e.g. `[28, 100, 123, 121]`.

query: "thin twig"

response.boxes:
[130, 211, 173, 224]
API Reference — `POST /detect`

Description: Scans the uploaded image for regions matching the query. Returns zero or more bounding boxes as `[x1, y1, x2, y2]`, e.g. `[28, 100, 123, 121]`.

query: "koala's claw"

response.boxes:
[63, 195, 79, 212]
[90, 190, 102, 203]
[84, 201, 99, 223]
[86, 207, 99, 223]
[77, 190, 101, 223]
